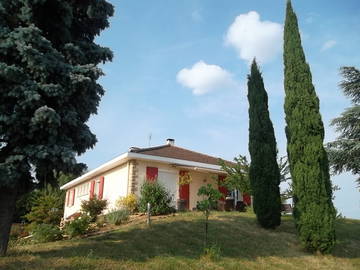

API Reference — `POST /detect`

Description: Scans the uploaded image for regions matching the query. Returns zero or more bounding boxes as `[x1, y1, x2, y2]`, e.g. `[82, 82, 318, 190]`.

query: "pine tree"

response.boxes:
[247, 59, 281, 229]
[327, 67, 360, 186]
[0, 0, 114, 256]
[283, 0, 336, 252]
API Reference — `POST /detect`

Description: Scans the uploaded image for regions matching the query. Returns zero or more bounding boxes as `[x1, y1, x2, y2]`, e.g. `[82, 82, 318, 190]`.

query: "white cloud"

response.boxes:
[176, 61, 237, 95]
[225, 11, 283, 64]
[321, 40, 337, 52]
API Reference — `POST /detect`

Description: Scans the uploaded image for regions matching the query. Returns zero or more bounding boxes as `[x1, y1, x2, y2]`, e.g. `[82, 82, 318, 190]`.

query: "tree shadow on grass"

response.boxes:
[332, 218, 360, 259]
[10, 214, 302, 261]
[6, 213, 360, 269]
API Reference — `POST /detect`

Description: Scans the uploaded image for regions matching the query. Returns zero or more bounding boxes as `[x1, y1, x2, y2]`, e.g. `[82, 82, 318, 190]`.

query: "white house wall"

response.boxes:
[188, 171, 218, 210]
[63, 158, 225, 219]
[63, 162, 129, 219]
[102, 163, 129, 211]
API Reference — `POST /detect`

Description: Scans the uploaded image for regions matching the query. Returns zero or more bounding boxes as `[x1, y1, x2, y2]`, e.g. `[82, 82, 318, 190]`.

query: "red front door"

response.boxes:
[179, 170, 190, 209]
[179, 184, 189, 209]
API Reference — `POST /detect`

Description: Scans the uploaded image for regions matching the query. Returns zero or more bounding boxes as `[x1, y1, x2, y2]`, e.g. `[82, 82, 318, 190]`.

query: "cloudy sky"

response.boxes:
[80, 0, 360, 218]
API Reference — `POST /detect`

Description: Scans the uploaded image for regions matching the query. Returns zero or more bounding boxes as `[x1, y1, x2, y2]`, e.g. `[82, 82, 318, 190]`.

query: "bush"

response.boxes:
[138, 181, 174, 215]
[25, 188, 64, 226]
[63, 215, 91, 238]
[105, 209, 130, 225]
[14, 190, 41, 223]
[32, 224, 62, 243]
[115, 194, 138, 213]
[81, 197, 108, 222]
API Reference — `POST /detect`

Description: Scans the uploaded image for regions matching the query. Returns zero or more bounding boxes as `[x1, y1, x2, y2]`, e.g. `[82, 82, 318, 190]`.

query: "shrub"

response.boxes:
[81, 197, 108, 222]
[32, 224, 62, 243]
[139, 181, 174, 215]
[105, 209, 130, 225]
[63, 215, 91, 238]
[14, 190, 41, 223]
[115, 194, 138, 213]
[25, 188, 64, 226]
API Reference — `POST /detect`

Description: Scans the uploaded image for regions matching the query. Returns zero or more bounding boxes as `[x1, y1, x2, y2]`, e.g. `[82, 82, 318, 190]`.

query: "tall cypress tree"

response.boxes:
[248, 59, 281, 229]
[0, 0, 113, 256]
[283, 1, 336, 252]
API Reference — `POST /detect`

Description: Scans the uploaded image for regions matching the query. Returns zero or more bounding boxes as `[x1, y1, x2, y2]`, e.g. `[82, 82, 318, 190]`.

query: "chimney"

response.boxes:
[166, 138, 175, 146]
[128, 147, 140, 152]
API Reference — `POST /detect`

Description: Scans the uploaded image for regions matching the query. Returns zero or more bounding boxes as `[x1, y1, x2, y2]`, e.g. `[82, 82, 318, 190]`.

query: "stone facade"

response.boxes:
[128, 159, 138, 194]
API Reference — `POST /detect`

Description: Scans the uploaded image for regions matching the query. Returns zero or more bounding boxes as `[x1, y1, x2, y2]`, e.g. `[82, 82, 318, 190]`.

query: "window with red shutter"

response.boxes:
[71, 189, 75, 206]
[146, 167, 158, 181]
[98, 176, 104, 199]
[218, 175, 228, 201]
[89, 180, 95, 199]
[66, 190, 70, 207]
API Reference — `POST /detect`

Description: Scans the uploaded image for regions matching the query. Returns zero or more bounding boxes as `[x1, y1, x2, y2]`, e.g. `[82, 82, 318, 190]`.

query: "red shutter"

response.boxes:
[146, 167, 158, 181]
[98, 176, 104, 199]
[71, 189, 75, 206]
[66, 190, 70, 207]
[218, 175, 228, 201]
[89, 180, 95, 199]
[243, 193, 251, 206]
[179, 170, 190, 209]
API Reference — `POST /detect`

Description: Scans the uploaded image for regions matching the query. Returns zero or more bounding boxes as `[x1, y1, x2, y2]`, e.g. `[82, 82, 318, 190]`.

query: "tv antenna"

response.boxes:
[148, 133, 152, 147]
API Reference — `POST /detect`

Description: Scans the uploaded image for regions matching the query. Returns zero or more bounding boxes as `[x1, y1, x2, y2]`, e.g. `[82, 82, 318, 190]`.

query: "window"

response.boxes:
[146, 167, 158, 181]
[77, 182, 89, 197]
[94, 180, 100, 197]
[89, 176, 105, 199]
[67, 189, 75, 207]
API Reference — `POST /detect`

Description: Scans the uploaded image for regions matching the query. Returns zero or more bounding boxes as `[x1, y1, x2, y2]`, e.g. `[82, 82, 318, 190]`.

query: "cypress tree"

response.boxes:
[248, 59, 281, 229]
[283, 1, 336, 252]
[0, 0, 113, 256]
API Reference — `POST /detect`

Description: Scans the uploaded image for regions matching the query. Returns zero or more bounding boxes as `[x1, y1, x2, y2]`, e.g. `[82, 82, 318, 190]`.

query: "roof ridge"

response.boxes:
[131, 143, 234, 165]
[170, 145, 223, 161]
[130, 144, 169, 152]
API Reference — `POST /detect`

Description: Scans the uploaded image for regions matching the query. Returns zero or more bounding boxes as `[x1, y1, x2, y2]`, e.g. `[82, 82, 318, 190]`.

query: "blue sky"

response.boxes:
[79, 0, 360, 219]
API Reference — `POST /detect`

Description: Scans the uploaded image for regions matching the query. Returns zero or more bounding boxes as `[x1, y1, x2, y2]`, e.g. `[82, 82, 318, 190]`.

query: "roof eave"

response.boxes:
[60, 152, 226, 190]
[60, 152, 130, 190]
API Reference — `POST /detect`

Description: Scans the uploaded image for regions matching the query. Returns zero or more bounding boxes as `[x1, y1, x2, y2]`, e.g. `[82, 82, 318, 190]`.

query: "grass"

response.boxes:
[1, 212, 359, 270]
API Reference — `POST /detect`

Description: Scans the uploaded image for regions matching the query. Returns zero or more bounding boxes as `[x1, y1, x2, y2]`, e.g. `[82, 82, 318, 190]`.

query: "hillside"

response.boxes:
[1, 212, 359, 270]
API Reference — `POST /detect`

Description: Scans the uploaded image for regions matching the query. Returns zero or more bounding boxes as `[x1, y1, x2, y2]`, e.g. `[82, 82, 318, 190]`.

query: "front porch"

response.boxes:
[176, 169, 251, 211]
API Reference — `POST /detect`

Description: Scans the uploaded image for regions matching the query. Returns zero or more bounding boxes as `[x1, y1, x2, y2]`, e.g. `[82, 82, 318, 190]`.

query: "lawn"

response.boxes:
[1, 212, 359, 270]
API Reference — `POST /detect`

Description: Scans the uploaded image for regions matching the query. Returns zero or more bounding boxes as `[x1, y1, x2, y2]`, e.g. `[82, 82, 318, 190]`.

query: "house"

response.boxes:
[60, 139, 250, 219]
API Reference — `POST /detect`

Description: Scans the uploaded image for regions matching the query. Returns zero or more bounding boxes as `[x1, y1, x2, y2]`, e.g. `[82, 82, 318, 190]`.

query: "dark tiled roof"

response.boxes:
[129, 144, 234, 166]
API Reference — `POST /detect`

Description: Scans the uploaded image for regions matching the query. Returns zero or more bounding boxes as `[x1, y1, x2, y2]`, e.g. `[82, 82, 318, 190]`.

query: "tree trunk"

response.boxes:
[204, 211, 209, 248]
[0, 186, 17, 256]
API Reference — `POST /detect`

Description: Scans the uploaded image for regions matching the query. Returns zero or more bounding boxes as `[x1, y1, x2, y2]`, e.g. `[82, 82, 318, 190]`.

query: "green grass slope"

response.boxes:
[1, 212, 359, 270]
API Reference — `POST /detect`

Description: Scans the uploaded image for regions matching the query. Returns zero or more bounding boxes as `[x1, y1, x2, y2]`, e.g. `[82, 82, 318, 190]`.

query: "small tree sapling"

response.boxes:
[197, 184, 222, 248]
